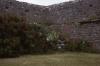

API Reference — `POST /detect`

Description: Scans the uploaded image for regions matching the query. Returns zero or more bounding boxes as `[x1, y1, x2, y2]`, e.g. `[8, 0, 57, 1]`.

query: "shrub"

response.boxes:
[0, 13, 97, 58]
[0, 13, 56, 57]
[64, 39, 93, 52]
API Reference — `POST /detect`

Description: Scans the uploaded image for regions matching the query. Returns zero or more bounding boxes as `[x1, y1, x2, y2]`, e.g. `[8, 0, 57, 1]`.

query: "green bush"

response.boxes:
[0, 13, 97, 58]
[64, 39, 93, 52]
[0, 13, 52, 58]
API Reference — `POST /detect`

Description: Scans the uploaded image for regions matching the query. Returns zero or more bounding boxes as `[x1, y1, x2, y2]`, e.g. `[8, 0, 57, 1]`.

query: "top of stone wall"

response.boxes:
[0, 0, 100, 24]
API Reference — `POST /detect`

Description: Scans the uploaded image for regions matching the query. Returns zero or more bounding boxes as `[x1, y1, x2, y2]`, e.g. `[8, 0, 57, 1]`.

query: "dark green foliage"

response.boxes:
[48, 34, 94, 52]
[0, 13, 96, 58]
[0, 13, 24, 57]
[64, 39, 93, 52]
[0, 13, 51, 58]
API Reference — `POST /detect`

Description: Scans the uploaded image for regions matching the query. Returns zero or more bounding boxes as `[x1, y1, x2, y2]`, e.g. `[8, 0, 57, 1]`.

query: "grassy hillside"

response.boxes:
[0, 52, 100, 66]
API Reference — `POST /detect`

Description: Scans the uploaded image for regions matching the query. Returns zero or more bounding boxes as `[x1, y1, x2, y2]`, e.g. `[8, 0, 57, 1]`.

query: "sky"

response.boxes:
[17, 0, 74, 6]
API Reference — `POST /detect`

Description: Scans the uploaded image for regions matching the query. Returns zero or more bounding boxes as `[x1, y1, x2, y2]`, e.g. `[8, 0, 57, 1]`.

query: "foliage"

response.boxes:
[0, 13, 53, 58]
[65, 39, 93, 52]
[0, 13, 97, 58]
[46, 31, 59, 41]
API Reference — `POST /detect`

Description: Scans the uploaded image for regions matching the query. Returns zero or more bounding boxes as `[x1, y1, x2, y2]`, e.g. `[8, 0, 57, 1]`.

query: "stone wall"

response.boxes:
[47, 0, 100, 50]
[0, 0, 100, 50]
[48, 0, 100, 24]
[78, 20, 100, 50]
[0, 0, 48, 24]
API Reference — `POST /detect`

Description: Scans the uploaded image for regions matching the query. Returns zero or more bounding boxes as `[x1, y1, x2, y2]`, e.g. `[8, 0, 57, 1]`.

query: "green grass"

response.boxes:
[0, 52, 100, 66]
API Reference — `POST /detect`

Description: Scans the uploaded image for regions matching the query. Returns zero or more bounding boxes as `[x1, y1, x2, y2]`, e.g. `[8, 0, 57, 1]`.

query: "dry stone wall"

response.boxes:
[0, 0, 100, 50]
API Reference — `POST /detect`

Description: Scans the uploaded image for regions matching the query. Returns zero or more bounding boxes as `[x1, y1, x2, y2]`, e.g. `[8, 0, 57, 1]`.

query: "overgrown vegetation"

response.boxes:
[0, 13, 96, 58]
[0, 13, 53, 58]
[65, 39, 94, 52]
